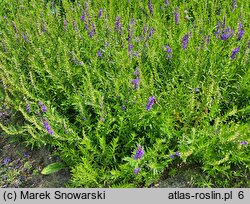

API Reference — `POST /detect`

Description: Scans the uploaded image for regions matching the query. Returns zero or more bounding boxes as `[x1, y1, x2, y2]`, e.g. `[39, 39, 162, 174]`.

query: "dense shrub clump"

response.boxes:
[0, 0, 249, 187]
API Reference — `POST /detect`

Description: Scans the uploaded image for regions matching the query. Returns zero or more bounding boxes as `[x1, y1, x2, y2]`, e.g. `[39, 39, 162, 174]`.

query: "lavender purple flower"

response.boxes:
[84, 23, 89, 31]
[231, 47, 240, 59]
[220, 28, 234, 40]
[134, 167, 141, 175]
[240, 141, 247, 145]
[133, 52, 139, 57]
[115, 17, 122, 32]
[43, 118, 54, 135]
[203, 35, 211, 45]
[194, 88, 199, 93]
[97, 50, 102, 57]
[84, 2, 89, 12]
[26, 105, 31, 113]
[148, 28, 155, 38]
[134, 145, 144, 160]
[214, 20, 234, 41]
[148, 0, 153, 15]
[237, 24, 244, 41]
[89, 31, 93, 38]
[3, 158, 11, 165]
[182, 33, 190, 50]
[80, 11, 86, 22]
[232, 0, 237, 10]
[146, 96, 156, 111]
[91, 23, 96, 34]
[175, 8, 179, 25]
[165, 0, 169, 6]
[127, 18, 134, 43]
[165, 45, 172, 58]
[131, 78, 140, 90]
[22, 33, 30, 42]
[175, 151, 181, 157]
[214, 20, 222, 36]
[41, 105, 47, 113]
[128, 43, 133, 52]
[98, 9, 103, 18]
[23, 152, 29, 157]
[38, 101, 43, 106]
[12, 21, 18, 34]
[133, 67, 140, 77]
[170, 154, 174, 159]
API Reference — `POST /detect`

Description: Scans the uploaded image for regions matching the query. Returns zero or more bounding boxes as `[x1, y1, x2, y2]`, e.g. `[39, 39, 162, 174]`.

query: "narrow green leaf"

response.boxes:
[41, 162, 66, 175]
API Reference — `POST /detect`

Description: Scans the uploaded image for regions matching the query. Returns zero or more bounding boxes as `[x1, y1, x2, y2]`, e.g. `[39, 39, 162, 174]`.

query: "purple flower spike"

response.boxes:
[165, 0, 169, 6]
[23, 152, 29, 157]
[134, 145, 144, 160]
[146, 96, 156, 111]
[38, 102, 43, 106]
[237, 24, 244, 41]
[26, 105, 31, 113]
[220, 28, 234, 40]
[3, 158, 11, 165]
[115, 17, 122, 32]
[41, 105, 47, 113]
[175, 151, 181, 157]
[182, 33, 190, 50]
[128, 43, 133, 52]
[43, 118, 54, 135]
[84, 23, 88, 31]
[240, 141, 247, 145]
[170, 154, 174, 159]
[194, 88, 199, 93]
[231, 47, 240, 59]
[80, 11, 86, 22]
[175, 9, 179, 25]
[97, 50, 102, 57]
[232, 0, 237, 10]
[134, 167, 141, 175]
[131, 78, 140, 90]
[148, 28, 155, 37]
[133, 67, 140, 77]
[98, 9, 103, 18]
[165, 45, 172, 58]
[148, 0, 153, 15]
[89, 31, 93, 38]
[22, 33, 30, 42]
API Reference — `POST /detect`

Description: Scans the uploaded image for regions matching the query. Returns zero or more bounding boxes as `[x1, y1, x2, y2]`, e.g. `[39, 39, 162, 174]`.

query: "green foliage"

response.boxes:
[41, 162, 66, 175]
[0, 0, 249, 187]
